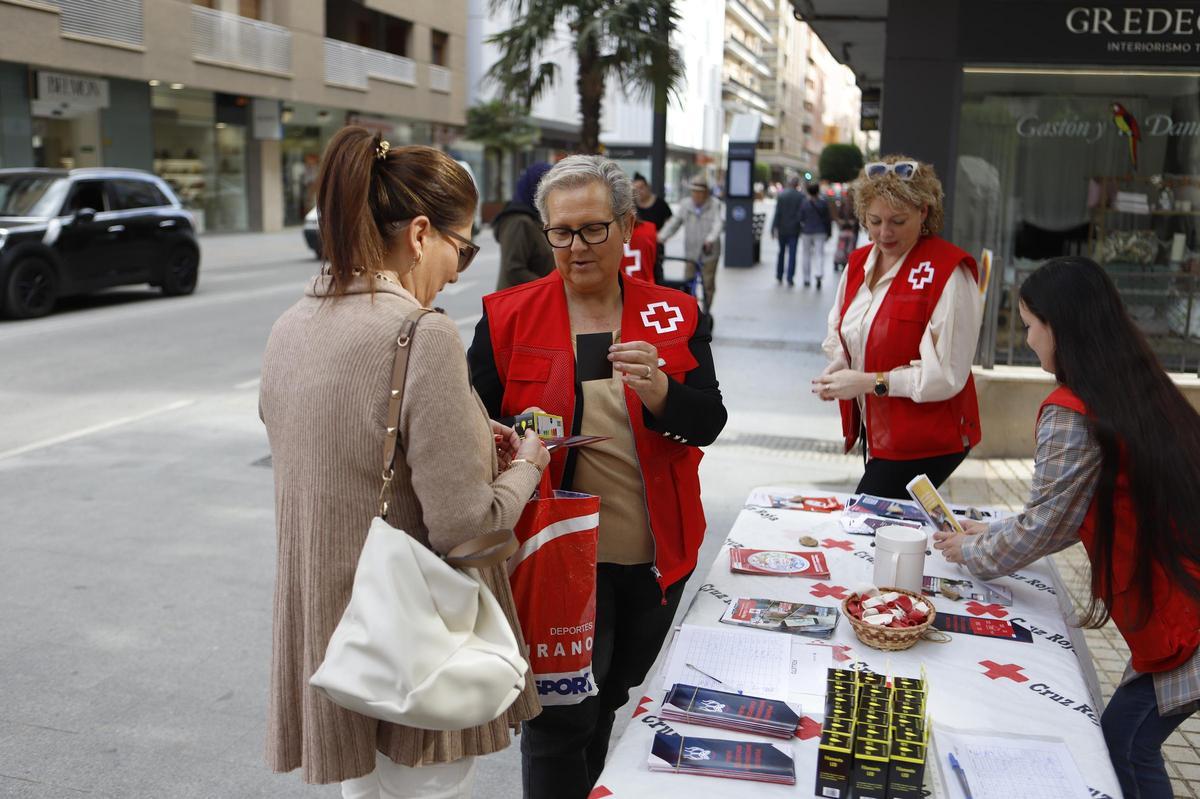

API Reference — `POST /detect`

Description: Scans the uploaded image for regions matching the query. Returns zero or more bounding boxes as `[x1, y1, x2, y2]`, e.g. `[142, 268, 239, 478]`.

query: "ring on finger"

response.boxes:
[644, 365, 653, 379]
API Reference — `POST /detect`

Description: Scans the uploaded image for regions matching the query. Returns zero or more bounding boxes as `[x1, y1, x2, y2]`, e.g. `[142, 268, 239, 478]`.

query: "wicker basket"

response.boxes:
[841, 587, 937, 652]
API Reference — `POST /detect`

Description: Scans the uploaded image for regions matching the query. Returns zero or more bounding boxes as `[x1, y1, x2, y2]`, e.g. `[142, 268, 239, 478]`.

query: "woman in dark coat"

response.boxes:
[493, 161, 555, 290]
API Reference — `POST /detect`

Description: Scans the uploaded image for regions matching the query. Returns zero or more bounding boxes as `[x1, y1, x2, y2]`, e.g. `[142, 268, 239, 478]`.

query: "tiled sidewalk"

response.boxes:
[943, 458, 1200, 799]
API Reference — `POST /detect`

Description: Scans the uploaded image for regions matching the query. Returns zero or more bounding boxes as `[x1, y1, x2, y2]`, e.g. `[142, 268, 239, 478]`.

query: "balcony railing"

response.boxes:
[324, 38, 417, 90]
[428, 65, 452, 94]
[725, 36, 771, 78]
[728, 0, 771, 41]
[722, 78, 770, 114]
[55, 0, 144, 48]
[192, 6, 291, 75]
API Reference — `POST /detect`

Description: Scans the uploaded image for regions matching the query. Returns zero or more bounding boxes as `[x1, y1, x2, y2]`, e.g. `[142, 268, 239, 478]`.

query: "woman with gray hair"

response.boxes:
[467, 155, 728, 799]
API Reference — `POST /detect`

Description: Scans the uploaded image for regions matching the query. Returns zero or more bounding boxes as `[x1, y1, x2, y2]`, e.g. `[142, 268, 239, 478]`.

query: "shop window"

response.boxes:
[110, 179, 169, 210]
[63, 181, 108, 214]
[431, 29, 449, 67]
[326, 0, 410, 57]
[956, 67, 1200, 367]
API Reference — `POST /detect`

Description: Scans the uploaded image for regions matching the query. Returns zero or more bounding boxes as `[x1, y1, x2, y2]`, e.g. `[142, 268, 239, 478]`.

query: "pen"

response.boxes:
[685, 662, 726, 685]
[948, 752, 973, 799]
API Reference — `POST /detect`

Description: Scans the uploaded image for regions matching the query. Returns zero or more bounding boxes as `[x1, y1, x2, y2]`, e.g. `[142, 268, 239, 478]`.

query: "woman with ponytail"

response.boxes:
[934, 256, 1200, 799]
[259, 127, 549, 798]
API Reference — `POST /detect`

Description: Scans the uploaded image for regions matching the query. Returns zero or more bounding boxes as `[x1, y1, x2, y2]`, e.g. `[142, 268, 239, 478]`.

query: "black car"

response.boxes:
[0, 167, 200, 319]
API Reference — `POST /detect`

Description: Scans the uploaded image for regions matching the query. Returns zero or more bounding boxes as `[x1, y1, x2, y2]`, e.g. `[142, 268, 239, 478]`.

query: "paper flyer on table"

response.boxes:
[932, 723, 1091, 799]
[660, 624, 831, 702]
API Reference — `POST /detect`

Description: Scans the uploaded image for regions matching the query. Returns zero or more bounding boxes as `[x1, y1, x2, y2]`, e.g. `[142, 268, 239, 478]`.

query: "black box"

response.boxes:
[893, 694, 925, 718]
[824, 715, 855, 736]
[852, 738, 891, 799]
[892, 675, 925, 693]
[826, 693, 857, 718]
[859, 684, 891, 705]
[815, 729, 854, 799]
[857, 670, 887, 689]
[887, 740, 927, 799]
[859, 721, 891, 743]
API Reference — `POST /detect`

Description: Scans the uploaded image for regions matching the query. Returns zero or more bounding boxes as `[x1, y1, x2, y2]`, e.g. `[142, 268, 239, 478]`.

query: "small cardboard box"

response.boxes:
[512, 411, 565, 440]
[826, 693, 857, 719]
[859, 684, 892, 705]
[857, 670, 887, 689]
[856, 701, 891, 726]
[859, 721, 891, 743]
[892, 675, 926, 694]
[815, 729, 854, 799]
[893, 693, 925, 718]
[852, 738, 891, 799]
[828, 668, 858, 685]
[887, 740, 927, 799]
[824, 715, 855, 737]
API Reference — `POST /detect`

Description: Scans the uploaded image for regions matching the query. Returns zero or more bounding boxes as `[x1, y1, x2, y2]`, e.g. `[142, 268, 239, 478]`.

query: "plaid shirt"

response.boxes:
[961, 404, 1200, 715]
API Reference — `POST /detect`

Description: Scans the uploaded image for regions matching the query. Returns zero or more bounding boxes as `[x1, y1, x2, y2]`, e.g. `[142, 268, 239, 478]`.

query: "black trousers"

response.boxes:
[855, 449, 969, 499]
[521, 563, 688, 799]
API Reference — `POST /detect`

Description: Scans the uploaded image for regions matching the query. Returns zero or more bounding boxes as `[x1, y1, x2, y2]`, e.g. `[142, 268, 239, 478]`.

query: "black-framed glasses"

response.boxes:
[865, 161, 919, 180]
[543, 219, 615, 249]
[440, 228, 480, 273]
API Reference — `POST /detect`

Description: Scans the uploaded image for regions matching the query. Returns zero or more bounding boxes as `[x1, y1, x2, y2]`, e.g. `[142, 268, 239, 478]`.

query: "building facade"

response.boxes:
[722, 0, 776, 157]
[0, 0, 469, 232]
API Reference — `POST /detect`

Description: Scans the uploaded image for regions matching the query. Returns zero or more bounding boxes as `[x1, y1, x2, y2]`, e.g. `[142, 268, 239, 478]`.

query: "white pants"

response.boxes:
[801, 233, 827, 283]
[341, 752, 476, 799]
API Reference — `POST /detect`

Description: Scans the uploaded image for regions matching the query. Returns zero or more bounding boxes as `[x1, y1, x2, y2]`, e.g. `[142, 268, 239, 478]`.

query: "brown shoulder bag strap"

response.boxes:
[377, 308, 435, 519]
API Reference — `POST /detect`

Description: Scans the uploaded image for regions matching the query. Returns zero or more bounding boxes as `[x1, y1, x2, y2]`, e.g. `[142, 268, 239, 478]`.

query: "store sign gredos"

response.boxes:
[37, 71, 109, 109]
[1066, 6, 1200, 35]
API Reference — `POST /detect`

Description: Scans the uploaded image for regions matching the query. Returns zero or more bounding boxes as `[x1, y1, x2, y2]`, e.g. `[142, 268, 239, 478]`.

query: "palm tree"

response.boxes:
[486, 0, 685, 155]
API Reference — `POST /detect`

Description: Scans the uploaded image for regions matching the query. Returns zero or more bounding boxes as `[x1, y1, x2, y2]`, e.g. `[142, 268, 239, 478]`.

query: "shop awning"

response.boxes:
[788, 0, 888, 92]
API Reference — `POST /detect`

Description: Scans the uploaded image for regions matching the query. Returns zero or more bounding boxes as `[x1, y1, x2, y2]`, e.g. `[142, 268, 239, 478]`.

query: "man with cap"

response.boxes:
[658, 178, 725, 315]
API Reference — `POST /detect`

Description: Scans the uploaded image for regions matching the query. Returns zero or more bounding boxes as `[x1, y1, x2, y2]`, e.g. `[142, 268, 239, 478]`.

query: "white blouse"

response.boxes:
[822, 243, 983, 403]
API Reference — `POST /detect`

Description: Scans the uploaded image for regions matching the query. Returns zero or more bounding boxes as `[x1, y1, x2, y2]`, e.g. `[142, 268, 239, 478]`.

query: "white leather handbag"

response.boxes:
[309, 309, 528, 731]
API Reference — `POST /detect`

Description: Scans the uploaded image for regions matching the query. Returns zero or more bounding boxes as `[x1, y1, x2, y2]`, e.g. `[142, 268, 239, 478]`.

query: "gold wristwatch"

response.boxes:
[873, 372, 889, 397]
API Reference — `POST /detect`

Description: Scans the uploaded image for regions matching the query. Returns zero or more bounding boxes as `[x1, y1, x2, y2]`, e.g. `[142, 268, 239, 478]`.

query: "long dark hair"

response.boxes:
[1020, 256, 1200, 628]
[315, 126, 476, 294]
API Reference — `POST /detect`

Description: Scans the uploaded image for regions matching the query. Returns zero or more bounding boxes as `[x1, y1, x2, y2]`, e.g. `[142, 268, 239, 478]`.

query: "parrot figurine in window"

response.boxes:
[1111, 102, 1140, 172]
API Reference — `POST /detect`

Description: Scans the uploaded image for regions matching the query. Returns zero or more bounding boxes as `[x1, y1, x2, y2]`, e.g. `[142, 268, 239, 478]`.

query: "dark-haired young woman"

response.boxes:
[259, 126, 549, 798]
[934, 256, 1200, 799]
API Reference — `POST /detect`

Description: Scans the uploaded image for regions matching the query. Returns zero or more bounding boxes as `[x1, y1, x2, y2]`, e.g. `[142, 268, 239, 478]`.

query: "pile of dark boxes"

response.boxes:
[815, 668, 928, 799]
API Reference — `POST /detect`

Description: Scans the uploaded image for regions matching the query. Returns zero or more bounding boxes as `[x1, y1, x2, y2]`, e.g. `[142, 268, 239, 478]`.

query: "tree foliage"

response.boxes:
[464, 100, 541, 151]
[818, 143, 866, 183]
[486, 0, 685, 154]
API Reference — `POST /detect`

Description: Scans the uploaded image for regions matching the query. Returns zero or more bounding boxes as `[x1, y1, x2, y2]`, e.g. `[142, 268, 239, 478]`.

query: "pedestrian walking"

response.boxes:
[934, 255, 1200, 799]
[833, 186, 860, 272]
[658, 178, 724, 314]
[813, 155, 983, 499]
[468, 155, 727, 799]
[494, 161, 555, 290]
[798, 182, 832, 289]
[632, 172, 672, 284]
[771, 176, 804, 286]
[259, 126, 550, 798]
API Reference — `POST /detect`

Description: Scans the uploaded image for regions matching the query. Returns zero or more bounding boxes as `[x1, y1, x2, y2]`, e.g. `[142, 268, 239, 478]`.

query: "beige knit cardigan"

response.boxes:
[259, 275, 543, 784]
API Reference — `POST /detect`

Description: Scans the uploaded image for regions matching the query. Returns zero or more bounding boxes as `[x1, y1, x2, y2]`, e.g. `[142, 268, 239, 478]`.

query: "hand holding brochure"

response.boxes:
[905, 474, 965, 533]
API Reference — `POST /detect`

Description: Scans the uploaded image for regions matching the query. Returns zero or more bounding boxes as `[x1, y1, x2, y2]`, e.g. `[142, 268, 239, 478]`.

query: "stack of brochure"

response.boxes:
[729, 547, 830, 578]
[720, 597, 840, 638]
[648, 732, 797, 785]
[661, 683, 800, 739]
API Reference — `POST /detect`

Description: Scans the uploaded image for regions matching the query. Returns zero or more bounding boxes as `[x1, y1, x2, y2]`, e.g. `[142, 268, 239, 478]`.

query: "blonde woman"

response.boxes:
[813, 155, 983, 498]
[260, 126, 549, 798]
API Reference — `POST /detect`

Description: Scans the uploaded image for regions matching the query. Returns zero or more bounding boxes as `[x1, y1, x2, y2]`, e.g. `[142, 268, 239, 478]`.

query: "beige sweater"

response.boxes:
[260, 275, 542, 784]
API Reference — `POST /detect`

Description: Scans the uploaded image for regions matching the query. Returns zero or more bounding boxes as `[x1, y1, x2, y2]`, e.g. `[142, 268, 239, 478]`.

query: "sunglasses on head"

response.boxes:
[865, 161, 919, 180]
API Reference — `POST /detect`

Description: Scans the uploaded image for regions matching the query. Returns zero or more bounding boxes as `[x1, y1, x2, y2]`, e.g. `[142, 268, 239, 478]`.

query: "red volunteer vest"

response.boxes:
[483, 271, 704, 592]
[1041, 386, 1200, 673]
[837, 236, 982, 460]
[621, 220, 658, 283]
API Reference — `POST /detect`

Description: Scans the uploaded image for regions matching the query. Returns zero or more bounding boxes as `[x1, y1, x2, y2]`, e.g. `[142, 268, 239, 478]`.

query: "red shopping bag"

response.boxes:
[508, 471, 600, 706]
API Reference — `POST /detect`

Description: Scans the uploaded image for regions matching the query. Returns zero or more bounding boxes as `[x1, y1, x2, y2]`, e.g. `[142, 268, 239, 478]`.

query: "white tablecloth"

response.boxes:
[589, 488, 1122, 799]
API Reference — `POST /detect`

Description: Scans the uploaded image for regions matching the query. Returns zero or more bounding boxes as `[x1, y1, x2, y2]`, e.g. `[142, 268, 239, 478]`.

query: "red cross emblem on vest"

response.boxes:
[907, 260, 935, 290]
[623, 243, 642, 276]
[640, 301, 684, 334]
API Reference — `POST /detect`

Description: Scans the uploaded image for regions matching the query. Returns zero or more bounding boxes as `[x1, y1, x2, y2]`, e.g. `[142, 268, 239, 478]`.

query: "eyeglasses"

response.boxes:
[543, 220, 615, 249]
[390, 220, 479, 273]
[865, 161, 919, 180]
[440, 227, 480, 273]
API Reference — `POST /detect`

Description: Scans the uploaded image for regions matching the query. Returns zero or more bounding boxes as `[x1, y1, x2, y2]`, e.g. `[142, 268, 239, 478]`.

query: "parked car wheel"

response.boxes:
[161, 246, 199, 296]
[3, 257, 58, 319]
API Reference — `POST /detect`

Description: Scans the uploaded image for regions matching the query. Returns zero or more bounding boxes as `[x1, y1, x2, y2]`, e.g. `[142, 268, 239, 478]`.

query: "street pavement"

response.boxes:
[7, 211, 1197, 797]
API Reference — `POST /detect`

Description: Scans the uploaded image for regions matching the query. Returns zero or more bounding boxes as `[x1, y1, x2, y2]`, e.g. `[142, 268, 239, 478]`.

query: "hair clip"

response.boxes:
[375, 140, 390, 160]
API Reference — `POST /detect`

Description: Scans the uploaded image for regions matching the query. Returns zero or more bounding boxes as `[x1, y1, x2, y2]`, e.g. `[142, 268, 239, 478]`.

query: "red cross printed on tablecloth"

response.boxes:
[810, 583, 849, 599]
[831, 644, 853, 662]
[820, 538, 855, 551]
[965, 600, 1009, 618]
[632, 695, 653, 719]
[587, 787, 614, 799]
[979, 660, 1029, 683]
[796, 715, 822, 740]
